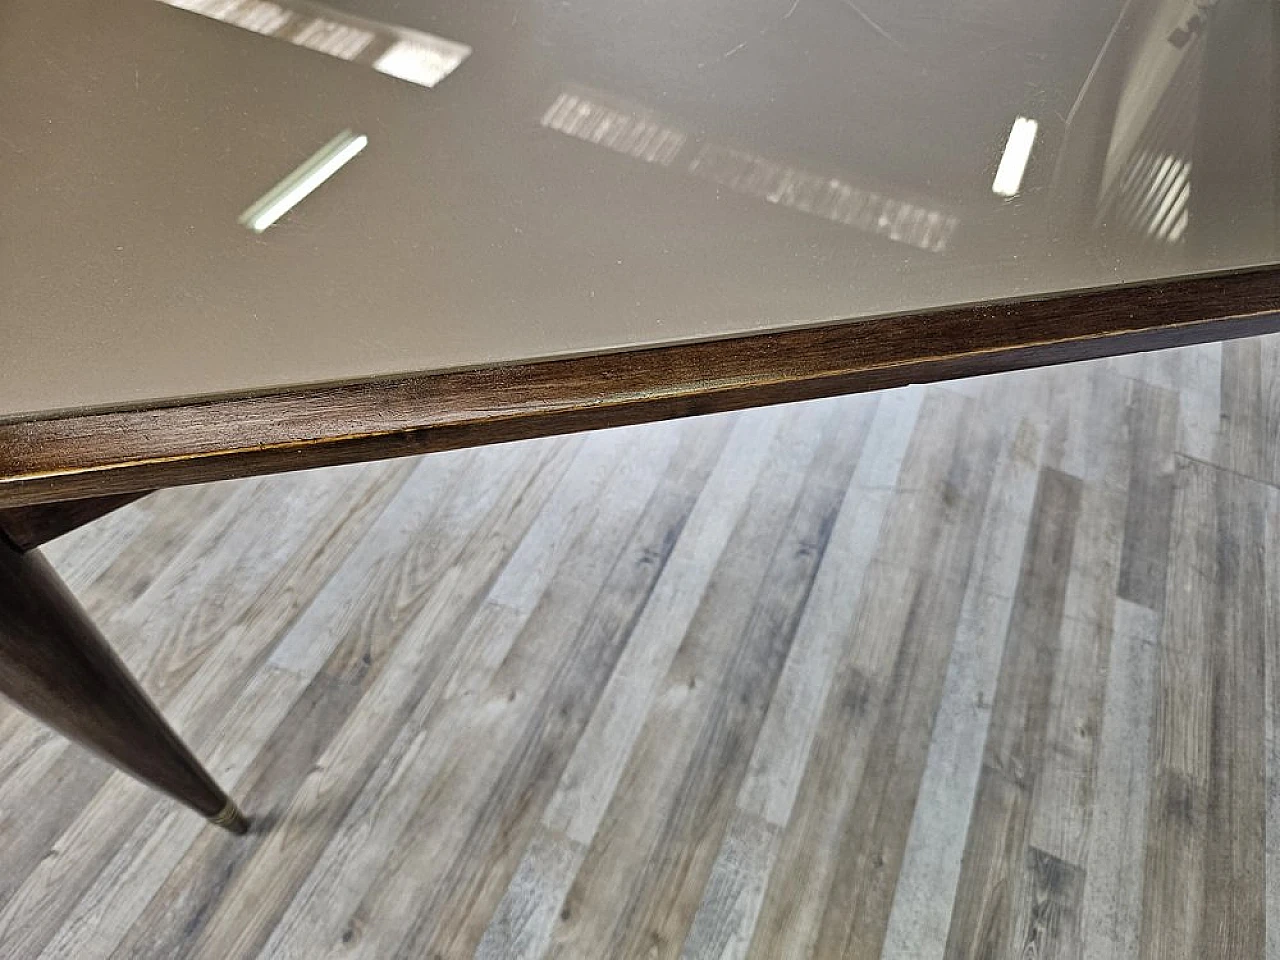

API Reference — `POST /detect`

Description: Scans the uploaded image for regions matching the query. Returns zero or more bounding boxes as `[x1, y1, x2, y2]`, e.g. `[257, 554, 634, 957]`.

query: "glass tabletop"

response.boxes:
[2, 0, 1276, 421]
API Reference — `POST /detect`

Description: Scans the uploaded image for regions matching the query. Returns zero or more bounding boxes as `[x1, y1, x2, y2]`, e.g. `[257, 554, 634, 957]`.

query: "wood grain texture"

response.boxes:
[477, 407, 792, 960]
[399, 422, 740, 960]
[1011, 847, 1085, 960]
[1116, 382, 1178, 611]
[1195, 464, 1268, 959]
[674, 391, 923, 960]
[1266, 481, 1280, 960]
[0, 464, 419, 960]
[943, 468, 1082, 960]
[0, 493, 153, 552]
[120, 437, 592, 960]
[4, 265, 1280, 510]
[1140, 458, 1271, 960]
[0, 539, 237, 824]
[1079, 600, 1159, 960]
[546, 402, 864, 960]
[880, 410, 1047, 960]
[0, 481, 247, 915]
[810, 407, 1001, 960]
[0, 337, 1277, 960]
[1027, 371, 1133, 872]
[745, 393, 968, 959]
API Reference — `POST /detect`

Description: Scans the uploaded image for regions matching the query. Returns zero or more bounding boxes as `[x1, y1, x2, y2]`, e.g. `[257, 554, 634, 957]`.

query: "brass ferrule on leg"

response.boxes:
[209, 799, 249, 835]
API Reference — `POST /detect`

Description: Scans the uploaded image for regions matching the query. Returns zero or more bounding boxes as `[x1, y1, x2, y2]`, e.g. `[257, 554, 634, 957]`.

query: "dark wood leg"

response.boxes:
[0, 535, 247, 833]
[0, 491, 154, 551]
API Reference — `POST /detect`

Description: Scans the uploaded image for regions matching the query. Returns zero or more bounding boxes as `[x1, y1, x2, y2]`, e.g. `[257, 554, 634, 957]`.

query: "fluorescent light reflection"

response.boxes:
[239, 130, 367, 233]
[992, 116, 1038, 198]
[157, 0, 471, 89]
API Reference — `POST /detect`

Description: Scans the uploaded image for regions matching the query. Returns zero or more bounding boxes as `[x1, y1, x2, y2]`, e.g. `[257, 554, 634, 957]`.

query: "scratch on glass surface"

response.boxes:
[837, 0, 907, 52]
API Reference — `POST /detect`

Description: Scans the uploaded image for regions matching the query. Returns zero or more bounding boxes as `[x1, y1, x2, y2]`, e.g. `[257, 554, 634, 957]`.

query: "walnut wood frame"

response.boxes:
[0, 532, 247, 834]
[0, 492, 153, 551]
[4, 263, 1280, 511]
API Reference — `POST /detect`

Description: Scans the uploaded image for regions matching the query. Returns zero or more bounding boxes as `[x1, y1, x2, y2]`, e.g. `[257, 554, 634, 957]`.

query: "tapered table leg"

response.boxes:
[0, 536, 247, 834]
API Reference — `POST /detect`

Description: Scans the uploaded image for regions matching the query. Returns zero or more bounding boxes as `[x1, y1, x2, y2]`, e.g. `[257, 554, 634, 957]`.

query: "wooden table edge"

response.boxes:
[4, 262, 1280, 509]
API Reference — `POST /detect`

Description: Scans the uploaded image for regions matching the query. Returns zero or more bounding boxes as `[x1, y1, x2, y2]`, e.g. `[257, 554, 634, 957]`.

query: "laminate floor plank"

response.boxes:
[1265, 490, 1280, 960]
[879, 411, 1048, 960]
[745, 391, 972, 959]
[1116, 380, 1179, 612]
[1194, 464, 1269, 959]
[1027, 372, 1138, 871]
[808, 410, 1002, 960]
[942, 467, 1083, 960]
[682, 390, 922, 960]
[2, 338, 1278, 960]
[292, 424, 694, 960]
[120, 435, 595, 960]
[543, 400, 861, 960]
[399, 417, 742, 960]
[0, 461, 417, 956]
[475, 406, 791, 960]
[1105, 342, 1221, 464]
[0, 479, 257, 837]
[1079, 599, 1160, 960]
[1140, 456, 1271, 960]
[1215, 338, 1280, 484]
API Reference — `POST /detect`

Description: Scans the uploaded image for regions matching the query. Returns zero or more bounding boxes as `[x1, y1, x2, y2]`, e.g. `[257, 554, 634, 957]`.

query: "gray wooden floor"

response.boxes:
[3, 337, 1279, 959]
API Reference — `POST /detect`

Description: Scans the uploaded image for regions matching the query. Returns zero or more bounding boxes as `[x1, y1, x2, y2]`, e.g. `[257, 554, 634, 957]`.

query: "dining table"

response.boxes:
[1, 0, 1276, 834]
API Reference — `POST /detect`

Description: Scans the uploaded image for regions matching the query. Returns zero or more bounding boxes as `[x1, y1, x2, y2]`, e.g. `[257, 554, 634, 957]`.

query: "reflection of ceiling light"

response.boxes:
[992, 117, 1038, 198]
[239, 130, 367, 233]
[157, 0, 470, 89]
[1133, 152, 1191, 243]
[374, 38, 472, 88]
